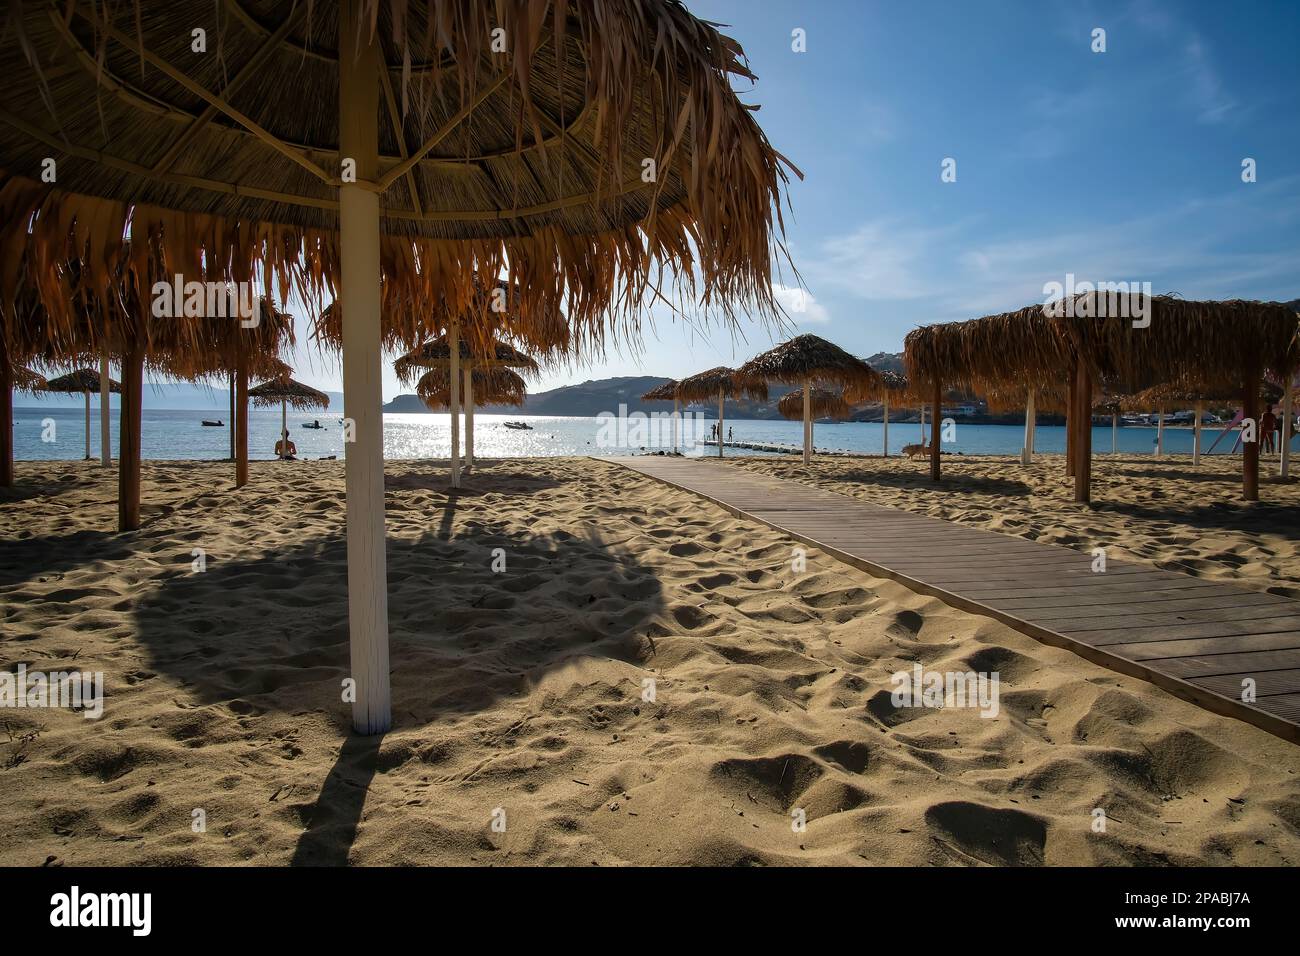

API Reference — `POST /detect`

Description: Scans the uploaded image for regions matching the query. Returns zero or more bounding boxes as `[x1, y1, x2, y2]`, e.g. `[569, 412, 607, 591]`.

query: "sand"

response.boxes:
[1, 455, 1298, 866]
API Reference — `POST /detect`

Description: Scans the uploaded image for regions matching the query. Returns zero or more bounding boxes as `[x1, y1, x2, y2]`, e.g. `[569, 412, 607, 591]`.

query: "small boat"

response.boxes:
[301, 420, 324, 430]
[503, 421, 533, 430]
[201, 419, 224, 427]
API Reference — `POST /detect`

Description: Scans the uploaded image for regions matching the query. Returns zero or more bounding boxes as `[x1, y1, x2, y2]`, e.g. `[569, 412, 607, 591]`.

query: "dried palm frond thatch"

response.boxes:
[42, 369, 121, 394]
[393, 334, 539, 387]
[249, 376, 331, 412]
[0, 0, 798, 359]
[845, 370, 913, 404]
[12, 365, 45, 392]
[903, 307, 1071, 393]
[417, 366, 527, 410]
[739, 335, 881, 391]
[675, 367, 768, 403]
[777, 387, 850, 421]
[641, 380, 680, 402]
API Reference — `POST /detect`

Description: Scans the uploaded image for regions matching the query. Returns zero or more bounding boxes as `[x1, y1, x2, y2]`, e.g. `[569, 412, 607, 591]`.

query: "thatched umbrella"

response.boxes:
[676, 367, 767, 458]
[250, 374, 331, 459]
[42, 369, 121, 460]
[777, 387, 848, 451]
[0, 1, 795, 736]
[845, 370, 912, 456]
[416, 366, 527, 411]
[642, 380, 681, 454]
[739, 335, 880, 463]
[12, 365, 45, 392]
[394, 333, 539, 479]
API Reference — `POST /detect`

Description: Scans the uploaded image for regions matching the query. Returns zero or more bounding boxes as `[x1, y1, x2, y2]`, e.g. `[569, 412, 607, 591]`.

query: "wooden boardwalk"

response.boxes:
[599, 455, 1300, 743]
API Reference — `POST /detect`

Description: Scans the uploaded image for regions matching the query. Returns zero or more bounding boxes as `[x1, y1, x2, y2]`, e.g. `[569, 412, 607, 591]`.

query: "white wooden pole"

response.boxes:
[919, 400, 926, 444]
[83, 390, 91, 459]
[99, 354, 111, 465]
[449, 320, 461, 486]
[882, 394, 889, 457]
[1156, 405, 1165, 457]
[1281, 382, 1293, 478]
[281, 396, 287, 455]
[1111, 413, 1118, 454]
[1026, 390, 1036, 461]
[672, 397, 680, 454]
[717, 389, 724, 458]
[802, 379, 811, 464]
[464, 362, 475, 472]
[1193, 401, 1203, 466]
[338, 0, 391, 735]
[1020, 391, 1034, 466]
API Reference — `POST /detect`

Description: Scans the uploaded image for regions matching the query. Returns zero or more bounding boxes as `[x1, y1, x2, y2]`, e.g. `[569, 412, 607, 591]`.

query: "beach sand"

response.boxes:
[1, 455, 1298, 866]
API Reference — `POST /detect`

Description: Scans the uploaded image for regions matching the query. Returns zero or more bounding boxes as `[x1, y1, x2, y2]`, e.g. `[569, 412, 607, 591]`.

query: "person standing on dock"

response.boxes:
[728, 426, 733, 442]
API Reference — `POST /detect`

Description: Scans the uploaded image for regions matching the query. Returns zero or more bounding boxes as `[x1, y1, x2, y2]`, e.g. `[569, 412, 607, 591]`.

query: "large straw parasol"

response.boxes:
[777, 387, 849, 420]
[13, 365, 46, 392]
[739, 334, 880, 463]
[845, 370, 912, 457]
[641, 380, 681, 454]
[0, 1, 796, 735]
[676, 367, 767, 458]
[394, 333, 539, 478]
[416, 366, 527, 410]
[250, 374, 331, 459]
[42, 369, 121, 460]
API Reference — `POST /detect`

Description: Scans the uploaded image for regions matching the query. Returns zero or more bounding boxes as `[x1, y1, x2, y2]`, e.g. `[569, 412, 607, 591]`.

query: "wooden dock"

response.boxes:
[599, 455, 1300, 743]
[700, 439, 856, 456]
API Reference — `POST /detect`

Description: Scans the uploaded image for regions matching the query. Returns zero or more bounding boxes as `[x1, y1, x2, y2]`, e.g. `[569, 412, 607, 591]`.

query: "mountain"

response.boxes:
[16, 381, 343, 412]
[864, 351, 905, 374]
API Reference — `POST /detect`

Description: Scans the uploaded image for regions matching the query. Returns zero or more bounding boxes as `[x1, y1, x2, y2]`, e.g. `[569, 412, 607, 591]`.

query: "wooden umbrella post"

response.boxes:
[0, 342, 12, 487]
[1155, 405, 1165, 457]
[802, 379, 811, 464]
[1243, 362, 1261, 501]
[280, 395, 287, 455]
[1281, 380, 1294, 479]
[1020, 390, 1035, 466]
[930, 378, 941, 481]
[449, 320, 461, 486]
[882, 393, 889, 457]
[118, 343, 144, 531]
[1066, 366, 1076, 478]
[339, 0, 391, 735]
[100, 353, 111, 465]
[1193, 401, 1203, 466]
[83, 389, 91, 459]
[464, 361, 474, 472]
[717, 388, 724, 459]
[672, 397, 679, 454]
[228, 371, 236, 461]
[1074, 361, 1092, 504]
[919, 399, 925, 444]
[1111, 413, 1118, 454]
[234, 358, 249, 488]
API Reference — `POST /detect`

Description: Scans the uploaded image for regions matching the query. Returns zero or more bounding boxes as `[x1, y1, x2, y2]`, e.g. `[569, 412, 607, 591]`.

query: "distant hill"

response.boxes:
[864, 351, 905, 374]
[381, 356, 911, 420]
[16, 381, 343, 412]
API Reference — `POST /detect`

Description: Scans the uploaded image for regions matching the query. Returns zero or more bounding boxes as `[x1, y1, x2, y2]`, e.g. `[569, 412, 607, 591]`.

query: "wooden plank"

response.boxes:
[597, 456, 1300, 743]
[1189, 669, 1300, 698]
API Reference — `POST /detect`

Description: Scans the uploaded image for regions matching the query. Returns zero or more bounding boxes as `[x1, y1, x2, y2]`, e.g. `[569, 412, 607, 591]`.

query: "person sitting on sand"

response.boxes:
[275, 429, 297, 460]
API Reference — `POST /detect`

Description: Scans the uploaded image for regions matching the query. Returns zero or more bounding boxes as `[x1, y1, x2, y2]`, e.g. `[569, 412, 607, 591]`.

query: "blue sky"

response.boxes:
[282, 0, 1300, 399]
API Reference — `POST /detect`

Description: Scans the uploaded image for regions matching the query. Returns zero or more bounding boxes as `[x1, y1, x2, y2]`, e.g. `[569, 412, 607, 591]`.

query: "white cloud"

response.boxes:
[773, 283, 829, 323]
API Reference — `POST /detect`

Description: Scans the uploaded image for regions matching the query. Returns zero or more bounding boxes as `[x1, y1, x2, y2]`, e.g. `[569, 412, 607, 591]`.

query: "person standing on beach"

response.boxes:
[1261, 407, 1278, 454]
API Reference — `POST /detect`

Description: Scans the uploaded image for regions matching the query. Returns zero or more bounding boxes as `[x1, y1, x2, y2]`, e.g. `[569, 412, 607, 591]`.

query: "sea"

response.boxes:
[11, 405, 1249, 461]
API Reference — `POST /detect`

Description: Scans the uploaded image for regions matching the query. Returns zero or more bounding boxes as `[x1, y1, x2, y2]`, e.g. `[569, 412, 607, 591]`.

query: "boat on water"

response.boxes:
[301, 420, 325, 430]
[201, 419, 224, 427]
[503, 421, 533, 430]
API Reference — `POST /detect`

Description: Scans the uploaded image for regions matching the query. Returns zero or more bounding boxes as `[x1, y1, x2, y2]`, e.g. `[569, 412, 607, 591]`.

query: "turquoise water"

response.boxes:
[11, 405, 1263, 460]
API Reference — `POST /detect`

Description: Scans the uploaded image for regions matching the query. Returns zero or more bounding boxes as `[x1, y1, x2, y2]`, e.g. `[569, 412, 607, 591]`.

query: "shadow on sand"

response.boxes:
[124, 480, 663, 864]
